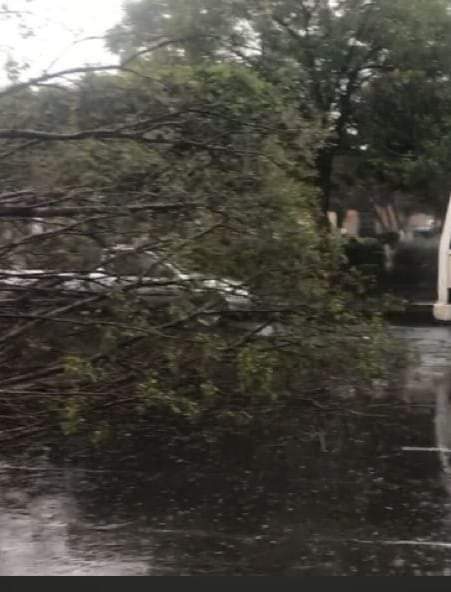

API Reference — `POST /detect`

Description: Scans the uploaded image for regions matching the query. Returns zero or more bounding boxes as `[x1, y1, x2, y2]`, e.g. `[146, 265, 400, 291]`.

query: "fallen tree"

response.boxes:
[0, 30, 399, 451]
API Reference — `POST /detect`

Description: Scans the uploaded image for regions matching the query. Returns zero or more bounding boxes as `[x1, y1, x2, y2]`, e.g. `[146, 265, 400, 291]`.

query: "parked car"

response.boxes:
[97, 246, 251, 311]
[0, 249, 251, 317]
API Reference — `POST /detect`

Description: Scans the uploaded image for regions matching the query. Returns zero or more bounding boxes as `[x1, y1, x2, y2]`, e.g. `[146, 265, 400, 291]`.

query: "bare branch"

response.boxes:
[0, 202, 200, 219]
[0, 126, 262, 159]
[0, 140, 42, 161]
[0, 190, 36, 203]
[0, 35, 218, 100]
[0, 65, 127, 99]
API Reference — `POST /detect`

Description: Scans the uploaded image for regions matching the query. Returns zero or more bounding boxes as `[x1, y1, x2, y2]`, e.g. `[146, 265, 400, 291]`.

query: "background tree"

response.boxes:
[108, 0, 451, 217]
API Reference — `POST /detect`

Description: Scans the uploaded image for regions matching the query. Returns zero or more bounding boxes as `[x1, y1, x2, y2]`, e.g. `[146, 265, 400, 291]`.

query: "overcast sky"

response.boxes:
[0, 0, 126, 83]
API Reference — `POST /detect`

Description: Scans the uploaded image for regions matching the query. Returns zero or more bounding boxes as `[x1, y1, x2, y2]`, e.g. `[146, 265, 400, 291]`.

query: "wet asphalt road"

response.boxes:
[2, 325, 451, 575]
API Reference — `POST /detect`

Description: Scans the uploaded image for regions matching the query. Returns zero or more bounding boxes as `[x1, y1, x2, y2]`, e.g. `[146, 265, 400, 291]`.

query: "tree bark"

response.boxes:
[316, 147, 335, 218]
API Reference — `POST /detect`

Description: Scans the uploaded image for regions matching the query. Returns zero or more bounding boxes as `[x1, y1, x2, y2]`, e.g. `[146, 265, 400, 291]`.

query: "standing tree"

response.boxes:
[108, 0, 451, 216]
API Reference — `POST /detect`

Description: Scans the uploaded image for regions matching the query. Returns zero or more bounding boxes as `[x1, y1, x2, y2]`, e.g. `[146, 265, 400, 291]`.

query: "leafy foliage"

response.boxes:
[0, 2, 416, 450]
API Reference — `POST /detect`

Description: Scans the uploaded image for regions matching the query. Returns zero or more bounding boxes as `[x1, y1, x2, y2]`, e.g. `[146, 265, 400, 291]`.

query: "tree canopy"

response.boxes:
[108, 0, 451, 214]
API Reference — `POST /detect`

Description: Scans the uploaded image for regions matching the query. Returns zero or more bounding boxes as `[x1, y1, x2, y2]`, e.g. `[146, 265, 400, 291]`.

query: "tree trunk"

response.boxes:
[316, 148, 335, 219]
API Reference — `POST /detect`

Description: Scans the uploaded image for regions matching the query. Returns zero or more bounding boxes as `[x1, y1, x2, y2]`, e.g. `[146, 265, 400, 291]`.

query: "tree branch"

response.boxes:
[0, 35, 219, 100]
[0, 203, 200, 219]
[0, 127, 260, 157]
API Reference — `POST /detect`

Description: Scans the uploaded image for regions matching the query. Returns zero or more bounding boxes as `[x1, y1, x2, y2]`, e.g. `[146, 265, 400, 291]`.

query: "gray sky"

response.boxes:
[0, 0, 126, 83]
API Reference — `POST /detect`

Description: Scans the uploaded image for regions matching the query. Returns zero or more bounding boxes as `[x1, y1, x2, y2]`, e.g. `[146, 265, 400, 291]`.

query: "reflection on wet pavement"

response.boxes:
[2, 325, 451, 575]
[0, 479, 149, 576]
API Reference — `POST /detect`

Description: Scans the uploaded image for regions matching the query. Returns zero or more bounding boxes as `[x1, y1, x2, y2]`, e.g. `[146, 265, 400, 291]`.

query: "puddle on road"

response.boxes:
[2, 325, 451, 575]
